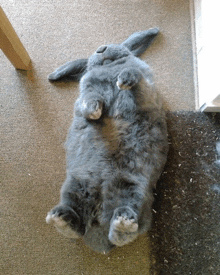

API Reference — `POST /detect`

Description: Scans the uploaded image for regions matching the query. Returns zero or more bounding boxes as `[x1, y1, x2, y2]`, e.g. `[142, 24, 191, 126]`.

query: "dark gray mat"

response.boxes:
[150, 112, 220, 274]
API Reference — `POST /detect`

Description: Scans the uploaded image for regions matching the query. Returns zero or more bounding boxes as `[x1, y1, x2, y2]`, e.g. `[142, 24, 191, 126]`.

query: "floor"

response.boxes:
[1, 1, 196, 274]
[151, 112, 220, 274]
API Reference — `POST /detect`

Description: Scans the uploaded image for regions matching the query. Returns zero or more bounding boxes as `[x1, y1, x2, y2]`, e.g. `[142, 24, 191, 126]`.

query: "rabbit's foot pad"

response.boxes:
[109, 206, 138, 246]
[46, 206, 80, 239]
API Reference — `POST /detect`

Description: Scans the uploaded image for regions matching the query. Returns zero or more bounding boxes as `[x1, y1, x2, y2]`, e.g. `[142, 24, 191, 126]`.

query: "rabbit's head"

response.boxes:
[87, 44, 131, 69]
[48, 28, 159, 81]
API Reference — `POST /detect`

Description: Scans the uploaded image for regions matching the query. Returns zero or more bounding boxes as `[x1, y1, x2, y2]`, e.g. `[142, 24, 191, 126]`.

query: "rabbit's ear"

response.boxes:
[121, 28, 159, 57]
[48, 59, 88, 81]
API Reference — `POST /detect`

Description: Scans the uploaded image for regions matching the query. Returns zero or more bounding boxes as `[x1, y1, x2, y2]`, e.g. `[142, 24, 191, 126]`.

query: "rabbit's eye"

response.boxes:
[103, 59, 112, 65]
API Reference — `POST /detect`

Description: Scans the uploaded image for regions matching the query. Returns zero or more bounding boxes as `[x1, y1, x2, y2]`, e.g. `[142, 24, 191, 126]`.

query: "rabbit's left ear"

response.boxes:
[121, 28, 159, 57]
[48, 58, 88, 82]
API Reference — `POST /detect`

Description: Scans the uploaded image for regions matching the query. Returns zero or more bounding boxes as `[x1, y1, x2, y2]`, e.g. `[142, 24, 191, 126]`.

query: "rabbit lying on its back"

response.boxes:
[46, 28, 168, 253]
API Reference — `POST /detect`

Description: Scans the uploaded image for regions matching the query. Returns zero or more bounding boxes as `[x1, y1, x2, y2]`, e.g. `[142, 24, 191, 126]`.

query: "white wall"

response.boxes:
[193, 0, 220, 111]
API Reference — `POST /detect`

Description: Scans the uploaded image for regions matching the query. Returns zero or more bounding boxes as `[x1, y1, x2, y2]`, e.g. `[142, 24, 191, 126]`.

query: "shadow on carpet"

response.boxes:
[150, 112, 220, 274]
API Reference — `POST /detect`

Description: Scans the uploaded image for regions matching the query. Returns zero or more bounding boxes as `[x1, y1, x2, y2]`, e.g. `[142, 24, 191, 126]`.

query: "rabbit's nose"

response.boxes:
[96, 45, 107, 53]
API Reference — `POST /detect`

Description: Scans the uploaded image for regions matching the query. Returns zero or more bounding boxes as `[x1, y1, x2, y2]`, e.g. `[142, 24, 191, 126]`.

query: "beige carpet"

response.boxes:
[1, 1, 195, 274]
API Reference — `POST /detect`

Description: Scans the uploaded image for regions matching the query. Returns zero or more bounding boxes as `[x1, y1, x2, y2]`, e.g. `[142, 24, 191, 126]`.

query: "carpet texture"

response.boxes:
[0, 1, 203, 274]
[151, 112, 220, 274]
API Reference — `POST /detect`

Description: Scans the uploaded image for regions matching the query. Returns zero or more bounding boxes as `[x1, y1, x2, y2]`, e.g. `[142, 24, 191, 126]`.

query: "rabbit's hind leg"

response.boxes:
[108, 206, 139, 246]
[46, 205, 84, 238]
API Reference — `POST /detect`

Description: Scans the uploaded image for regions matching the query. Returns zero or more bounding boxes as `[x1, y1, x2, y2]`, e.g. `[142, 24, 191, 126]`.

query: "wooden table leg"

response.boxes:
[0, 6, 31, 70]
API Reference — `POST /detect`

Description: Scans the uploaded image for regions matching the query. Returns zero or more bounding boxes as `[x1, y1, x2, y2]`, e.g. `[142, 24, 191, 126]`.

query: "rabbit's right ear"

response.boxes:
[121, 28, 159, 57]
[48, 59, 88, 82]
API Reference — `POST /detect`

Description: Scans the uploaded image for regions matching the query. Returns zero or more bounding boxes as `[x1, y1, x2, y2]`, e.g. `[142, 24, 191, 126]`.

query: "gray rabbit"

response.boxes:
[46, 28, 168, 253]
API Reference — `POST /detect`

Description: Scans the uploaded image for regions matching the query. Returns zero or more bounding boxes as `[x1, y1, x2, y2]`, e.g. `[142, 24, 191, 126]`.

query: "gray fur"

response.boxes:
[46, 28, 168, 253]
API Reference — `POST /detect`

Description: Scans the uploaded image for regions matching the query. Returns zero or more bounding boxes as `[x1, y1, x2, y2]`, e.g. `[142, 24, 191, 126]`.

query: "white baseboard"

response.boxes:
[200, 104, 220, 112]
[200, 94, 220, 112]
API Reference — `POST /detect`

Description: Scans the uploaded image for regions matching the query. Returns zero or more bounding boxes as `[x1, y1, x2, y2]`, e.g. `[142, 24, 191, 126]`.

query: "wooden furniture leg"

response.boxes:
[0, 6, 31, 70]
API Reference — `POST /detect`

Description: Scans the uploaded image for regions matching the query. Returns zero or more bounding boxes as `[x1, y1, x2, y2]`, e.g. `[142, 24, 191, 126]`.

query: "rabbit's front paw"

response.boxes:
[117, 68, 142, 90]
[82, 99, 103, 120]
